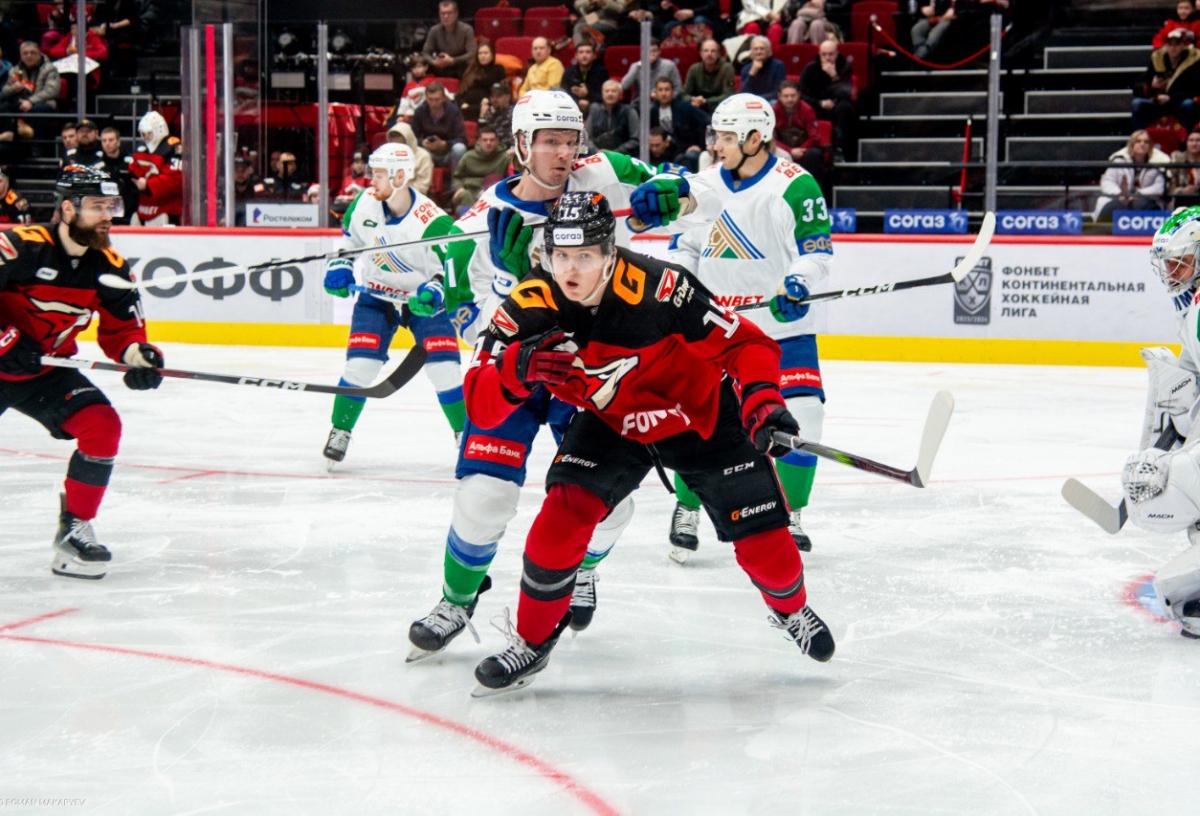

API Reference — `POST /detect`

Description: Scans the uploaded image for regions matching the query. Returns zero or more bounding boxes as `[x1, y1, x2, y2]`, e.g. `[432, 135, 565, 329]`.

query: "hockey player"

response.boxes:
[0, 166, 163, 579]
[1121, 206, 1200, 637]
[321, 142, 466, 468]
[468, 192, 835, 695]
[129, 111, 183, 226]
[407, 90, 689, 660]
[629, 93, 833, 561]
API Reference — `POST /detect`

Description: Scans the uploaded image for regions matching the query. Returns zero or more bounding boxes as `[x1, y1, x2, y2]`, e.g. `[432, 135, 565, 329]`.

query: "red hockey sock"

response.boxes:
[60, 405, 121, 520]
[733, 528, 808, 615]
[517, 483, 609, 645]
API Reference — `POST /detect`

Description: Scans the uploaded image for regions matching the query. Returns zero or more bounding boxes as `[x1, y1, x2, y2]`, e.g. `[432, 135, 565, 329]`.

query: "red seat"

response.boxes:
[1147, 125, 1182, 155]
[464, 119, 478, 148]
[495, 36, 536, 61]
[437, 77, 460, 94]
[814, 119, 832, 147]
[851, 8, 896, 44]
[524, 7, 570, 39]
[370, 131, 388, 150]
[853, 1, 899, 14]
[525, 5, 569, 18]
[475, 8, 522, 41]
[840, 42, 870, 90]
[776, 43, 818, 76]
[431, 166, 450, 193]
[660, 45, 700, 78]
[604, 45, 640, 81]
[555, 41, 575, 67]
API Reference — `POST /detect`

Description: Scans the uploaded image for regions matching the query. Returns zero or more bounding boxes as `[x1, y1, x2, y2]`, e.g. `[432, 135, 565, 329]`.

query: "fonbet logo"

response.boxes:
[620, 403, 691, 435]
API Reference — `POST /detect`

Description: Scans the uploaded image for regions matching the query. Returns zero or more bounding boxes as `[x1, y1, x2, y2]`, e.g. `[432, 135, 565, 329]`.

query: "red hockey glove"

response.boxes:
[122, 342, 164, 390]
[498, 330, 576, 398]
[741, 382, 800, 457]
[0, 325, 43, 375]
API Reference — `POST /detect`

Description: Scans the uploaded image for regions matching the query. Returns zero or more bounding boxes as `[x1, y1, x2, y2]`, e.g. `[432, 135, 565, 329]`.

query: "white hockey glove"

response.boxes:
[1140, 347, 1199, 449]
[1122, 444, 1200, 533]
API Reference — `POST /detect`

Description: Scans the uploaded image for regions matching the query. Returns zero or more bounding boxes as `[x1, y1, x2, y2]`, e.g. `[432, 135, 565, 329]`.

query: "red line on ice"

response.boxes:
[0, 624, 618, 815]
[0, 607, 79, 632]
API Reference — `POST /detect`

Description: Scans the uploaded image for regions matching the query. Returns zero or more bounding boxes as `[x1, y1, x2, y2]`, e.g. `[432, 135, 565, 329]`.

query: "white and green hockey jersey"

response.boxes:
[667, 155, 834, 340]
[340, 187, 459, 298]
[446, 150, 656, 341]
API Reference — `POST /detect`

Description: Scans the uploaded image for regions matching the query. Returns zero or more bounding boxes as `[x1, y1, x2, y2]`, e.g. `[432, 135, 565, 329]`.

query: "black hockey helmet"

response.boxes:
[543, 191, 616, 258]
[56, 165, 120, 204]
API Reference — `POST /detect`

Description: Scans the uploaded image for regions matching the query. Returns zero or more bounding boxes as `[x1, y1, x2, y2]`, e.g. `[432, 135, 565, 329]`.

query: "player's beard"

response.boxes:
[67, 217, 112, 250]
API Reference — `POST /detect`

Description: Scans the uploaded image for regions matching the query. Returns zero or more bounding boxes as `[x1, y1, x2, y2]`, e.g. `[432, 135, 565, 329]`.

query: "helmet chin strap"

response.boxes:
[581, 250, 617, 305]
[732, 134, 765, 178]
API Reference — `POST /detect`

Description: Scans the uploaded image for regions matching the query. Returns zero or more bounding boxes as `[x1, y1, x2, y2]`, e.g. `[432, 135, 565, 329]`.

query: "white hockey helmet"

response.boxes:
[511, 89, 587, 159]
[710, 93, 776, 147]
[1151, 206, 1200, 294]
[368, 142, 416, 179]
[138, 110, 169, 153]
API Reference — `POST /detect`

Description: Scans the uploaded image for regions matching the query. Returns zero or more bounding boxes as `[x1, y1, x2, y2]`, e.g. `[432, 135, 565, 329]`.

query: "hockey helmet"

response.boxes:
[511, 89, 586, 161]
[368, 142, 416, 178]
[138, 110, 170, 153]
[710, 93, 776, 147]
[56, 165, 122, 216]
[1151, 206, 1200, 294]
[543, 191, 616, 258]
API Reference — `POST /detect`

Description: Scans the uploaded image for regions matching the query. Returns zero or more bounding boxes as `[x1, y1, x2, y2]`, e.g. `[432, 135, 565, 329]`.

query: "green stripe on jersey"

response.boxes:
[600, 151, 656, 185]
[781, 173, 833, 248]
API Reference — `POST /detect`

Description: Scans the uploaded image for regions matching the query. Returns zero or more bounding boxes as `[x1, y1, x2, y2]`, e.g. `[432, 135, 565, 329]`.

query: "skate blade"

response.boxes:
[50, 553, 108, 580]
[669, 546, 692, 564]
[324, 457, 338, 473]
[405, 645, 445, 663]
[471, 676, 537, 698]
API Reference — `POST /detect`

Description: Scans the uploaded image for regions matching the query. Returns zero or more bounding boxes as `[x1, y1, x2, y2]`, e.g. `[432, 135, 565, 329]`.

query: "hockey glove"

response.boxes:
[497, 329, 576, 398]
[769, 275, 811, 323]
[488, 207, 532, 281]
[122, 342, 164, 390]
[628, 174, 690, 232]
[741, 383, 800, 458]
[0, 325, 44, 376]
[323, 257, 355, 298]
[408, 279, 445, 317]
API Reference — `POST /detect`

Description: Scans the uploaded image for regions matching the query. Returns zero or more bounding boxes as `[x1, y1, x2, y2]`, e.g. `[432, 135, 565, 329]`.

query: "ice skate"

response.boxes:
[407, 575, 492, 662]
[472, 609, 570, 697]
[769, 604, 835, 662]
[1181, 600, 1200, 639]
[568, 568, 598, 633]
[788, 508, 812, 552]
[323, 427, 352, 470]
[51, 498, 111, 580]
[668, 502, 700, 564]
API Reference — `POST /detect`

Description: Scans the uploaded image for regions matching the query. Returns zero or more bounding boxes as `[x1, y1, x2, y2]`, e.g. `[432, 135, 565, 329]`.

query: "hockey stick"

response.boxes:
[38, 345, 428, 398]
[733, 211, 997, 313]
[99, 207, 638, 292]
[770, 390, 955, 487]
[1061, 425, 1181, 534]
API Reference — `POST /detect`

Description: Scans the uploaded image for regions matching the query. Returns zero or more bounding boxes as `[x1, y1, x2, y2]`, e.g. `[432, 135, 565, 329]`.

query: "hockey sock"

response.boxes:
[442, 528, 496, 606]
[331, 392, 366, 431]
[437, 386, 466, 434]
[673, 472, 702, 510]
[518, 483, 609, 644]
[60, 405, 121, 520]
[776, 453, 817, 510]
[732, 528, 807, 615]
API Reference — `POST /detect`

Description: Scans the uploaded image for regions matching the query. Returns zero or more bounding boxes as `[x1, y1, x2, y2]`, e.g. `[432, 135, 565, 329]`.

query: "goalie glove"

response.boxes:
[1141, 347, 1199, 448]
[122, 342, 164, 390]
[1123, 444, 1200, 532]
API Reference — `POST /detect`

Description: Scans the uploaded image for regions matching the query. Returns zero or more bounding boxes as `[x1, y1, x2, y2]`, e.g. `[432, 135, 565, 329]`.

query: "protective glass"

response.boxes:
[78, 196, 124, 218]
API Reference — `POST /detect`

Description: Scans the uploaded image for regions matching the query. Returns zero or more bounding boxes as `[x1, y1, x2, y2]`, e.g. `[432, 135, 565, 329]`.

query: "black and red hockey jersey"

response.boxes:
[465, 247, 782, 443]
[129, 136, 183, 220]
[0, 189, 30, 225]
[0, 224, 148, 382]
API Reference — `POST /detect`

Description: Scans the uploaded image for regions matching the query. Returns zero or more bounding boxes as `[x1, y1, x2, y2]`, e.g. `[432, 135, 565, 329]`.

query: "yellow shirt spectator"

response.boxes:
[517, 37, 565, 97]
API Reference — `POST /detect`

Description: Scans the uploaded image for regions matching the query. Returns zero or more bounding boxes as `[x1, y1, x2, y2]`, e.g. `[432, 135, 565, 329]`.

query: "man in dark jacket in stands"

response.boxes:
[586, 79, 640, 155]
[559, 40, 608, 117]
[412, 81, 468, 173]
[1133, 27, 1200, 131]
[800, 38, 857, 162]
[649, 77, 710, 171]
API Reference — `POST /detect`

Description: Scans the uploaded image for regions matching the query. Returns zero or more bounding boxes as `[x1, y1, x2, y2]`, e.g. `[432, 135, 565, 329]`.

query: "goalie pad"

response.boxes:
[1153, 530, 1200, 635]
[1140, 347, 1198, 449]
[1123, 444, 1200, 533]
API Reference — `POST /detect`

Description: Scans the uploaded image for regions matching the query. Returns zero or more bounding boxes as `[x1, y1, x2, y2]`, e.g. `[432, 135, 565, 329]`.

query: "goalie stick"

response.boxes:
[1061, 425, 1182, 534]
[98, 208, 636, 292]
[38, 345, 428, 398]
[734, 211, 997, 313]
[770, 390, 955, 487]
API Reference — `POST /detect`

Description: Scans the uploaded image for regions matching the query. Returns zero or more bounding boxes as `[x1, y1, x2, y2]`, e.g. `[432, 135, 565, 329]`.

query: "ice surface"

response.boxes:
[2, 343, 1198, 815]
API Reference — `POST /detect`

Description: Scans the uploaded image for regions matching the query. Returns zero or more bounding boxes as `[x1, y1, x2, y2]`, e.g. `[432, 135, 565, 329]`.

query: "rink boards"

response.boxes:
[97, 227, 1179, 367]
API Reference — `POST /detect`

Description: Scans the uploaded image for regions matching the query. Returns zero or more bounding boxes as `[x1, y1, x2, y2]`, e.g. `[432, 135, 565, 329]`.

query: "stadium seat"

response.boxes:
[851, 8, 896, 44]
[475, 8, 522, 41]
[1147, 125, 1182, 155]
[604, 45, 640, 81]
[524, 6, 570, 40]
[437, 77, 460, 94]
[660, 45, 700, 78]
[495, 36, 536, 61]
[853, 1, 899, 14]
[464, 120, 478, 148]
[840, 42, 871, 90]
[776, 43, 818, 77]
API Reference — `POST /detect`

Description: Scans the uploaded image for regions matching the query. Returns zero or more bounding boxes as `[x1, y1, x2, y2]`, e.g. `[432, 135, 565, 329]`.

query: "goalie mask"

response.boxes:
[138, 110, 170, 153]
[1151, 206, 1200, 295]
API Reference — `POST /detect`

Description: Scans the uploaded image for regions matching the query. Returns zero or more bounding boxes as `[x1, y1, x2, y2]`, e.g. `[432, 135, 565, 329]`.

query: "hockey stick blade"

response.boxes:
[733, 211, 997, 313]
[1061, 479, 1127, 535]
[1060, 424, 1180, 534]
[38, 345, 427, 398]
[770, 390, 955, 487]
